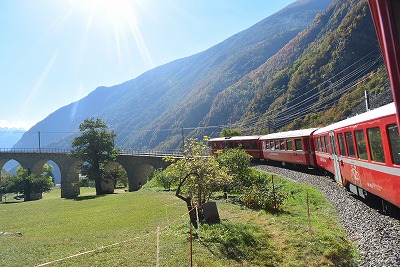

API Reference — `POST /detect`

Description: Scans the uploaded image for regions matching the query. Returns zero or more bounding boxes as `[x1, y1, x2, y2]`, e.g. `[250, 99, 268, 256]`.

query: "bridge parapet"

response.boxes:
[0, 148, 71, 154]
[0, 148, 184, 158]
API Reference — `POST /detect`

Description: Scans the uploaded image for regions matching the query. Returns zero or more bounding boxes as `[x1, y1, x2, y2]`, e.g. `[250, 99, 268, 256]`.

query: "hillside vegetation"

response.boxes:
[13, 0, 391, 151]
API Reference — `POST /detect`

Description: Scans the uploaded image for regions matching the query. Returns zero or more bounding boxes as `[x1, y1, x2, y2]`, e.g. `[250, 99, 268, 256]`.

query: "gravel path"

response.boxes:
[255, 164, 400, 267]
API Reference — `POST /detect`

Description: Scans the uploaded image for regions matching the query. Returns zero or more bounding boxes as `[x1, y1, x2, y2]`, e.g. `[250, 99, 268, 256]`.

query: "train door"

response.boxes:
[329, 131, 343, 184]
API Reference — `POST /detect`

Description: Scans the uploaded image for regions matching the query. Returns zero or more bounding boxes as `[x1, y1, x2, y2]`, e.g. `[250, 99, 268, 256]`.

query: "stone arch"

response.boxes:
[103, 161, 129, 193]
[0, 159, 23, 201]
[115, 155, 171, 191]
[31, 158, 52, 176]
[0, 158, 22, 175]
[133, 163, 153, 189]
[30, 159, 61, 188]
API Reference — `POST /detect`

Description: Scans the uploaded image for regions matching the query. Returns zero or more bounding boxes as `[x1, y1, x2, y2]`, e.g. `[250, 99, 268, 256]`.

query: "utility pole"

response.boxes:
[38, 131, 41, 152]
[365, 90, 370, 111]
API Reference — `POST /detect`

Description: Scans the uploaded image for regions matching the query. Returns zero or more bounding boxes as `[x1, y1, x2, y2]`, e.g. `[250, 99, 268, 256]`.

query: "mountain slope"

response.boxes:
[196, 0, 388, 137]
[14, 0, 333, 150]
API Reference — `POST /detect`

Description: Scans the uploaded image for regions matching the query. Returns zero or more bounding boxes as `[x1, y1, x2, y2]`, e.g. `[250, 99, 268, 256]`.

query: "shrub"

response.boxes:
[241, 174, 288, 211]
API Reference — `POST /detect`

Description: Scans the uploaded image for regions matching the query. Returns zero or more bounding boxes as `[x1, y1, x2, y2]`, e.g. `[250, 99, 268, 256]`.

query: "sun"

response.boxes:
[67, 0, 154, 67]
[69, 0, 137, 31]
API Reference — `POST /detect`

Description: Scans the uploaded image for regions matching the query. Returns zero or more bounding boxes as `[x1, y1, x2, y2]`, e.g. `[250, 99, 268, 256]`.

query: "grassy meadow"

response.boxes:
[0, 176, 358, 266]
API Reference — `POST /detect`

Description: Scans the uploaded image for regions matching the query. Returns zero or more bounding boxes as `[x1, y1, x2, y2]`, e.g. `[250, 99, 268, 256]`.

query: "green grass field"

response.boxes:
[1, 177, 358, 267]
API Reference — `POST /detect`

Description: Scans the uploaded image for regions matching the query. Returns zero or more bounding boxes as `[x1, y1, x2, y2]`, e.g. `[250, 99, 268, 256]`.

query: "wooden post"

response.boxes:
[306, 192, 311, 232]
[272, 175, 277, 209]
[190, 222, 193, 267]
[195, 205, 201, 241]
[156, 227, 160, 267]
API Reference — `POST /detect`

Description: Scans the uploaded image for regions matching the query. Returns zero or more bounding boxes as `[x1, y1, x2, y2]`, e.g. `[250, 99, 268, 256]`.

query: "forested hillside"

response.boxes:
[13, 0, 391, 151]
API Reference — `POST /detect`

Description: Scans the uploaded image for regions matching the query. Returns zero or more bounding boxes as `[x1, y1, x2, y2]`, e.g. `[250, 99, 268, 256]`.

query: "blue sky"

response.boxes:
[0, 0, 296, 130]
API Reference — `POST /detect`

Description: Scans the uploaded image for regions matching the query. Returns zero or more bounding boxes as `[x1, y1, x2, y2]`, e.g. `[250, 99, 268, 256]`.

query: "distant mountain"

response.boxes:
[238, 0, 389, 132]
[15, 0, 389, 152]
[205, 0, 389, 135]
[14, 0, 333, 150]
[0, 128, 25, 148]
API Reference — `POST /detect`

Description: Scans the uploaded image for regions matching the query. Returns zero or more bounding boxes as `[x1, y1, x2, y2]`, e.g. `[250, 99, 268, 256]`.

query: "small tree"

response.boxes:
[154, 167, 178, 191]
[241, 174, 288, 212]
[4, 167, 53, 201]
[71, 118, 119, 195]
[42, 163, 55, 185]
[216, 148, 253, 191]
[166, 137, 232, 226]
[108, 166, 128, 188]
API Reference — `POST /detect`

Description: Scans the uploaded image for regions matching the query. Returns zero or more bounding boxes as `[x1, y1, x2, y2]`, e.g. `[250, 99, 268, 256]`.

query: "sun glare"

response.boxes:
[68, 0, 154, 67]
[69, 0, 137, 30]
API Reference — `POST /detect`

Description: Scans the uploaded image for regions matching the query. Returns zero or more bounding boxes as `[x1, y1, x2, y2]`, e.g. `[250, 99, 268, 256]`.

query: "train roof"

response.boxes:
[259, 128, 318, 140]
[208, 135, 261, 142]
[314, 102, 396, 134]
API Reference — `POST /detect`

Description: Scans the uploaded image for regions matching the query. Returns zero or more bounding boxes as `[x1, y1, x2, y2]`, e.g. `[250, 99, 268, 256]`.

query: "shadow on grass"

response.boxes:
[68, 194, 107, 201]
[199, 221, 276, 264]
[0, 194, 24, 204]
[1, 201, 22, 204]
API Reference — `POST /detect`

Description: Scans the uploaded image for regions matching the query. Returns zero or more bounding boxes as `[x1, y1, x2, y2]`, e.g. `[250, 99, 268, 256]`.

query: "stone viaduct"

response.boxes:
[0, 149, 177, 199]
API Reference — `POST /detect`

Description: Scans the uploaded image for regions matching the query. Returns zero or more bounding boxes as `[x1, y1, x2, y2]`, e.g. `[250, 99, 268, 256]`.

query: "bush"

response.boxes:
[154, 168, 177, 191]
[241, 174, 288, 211]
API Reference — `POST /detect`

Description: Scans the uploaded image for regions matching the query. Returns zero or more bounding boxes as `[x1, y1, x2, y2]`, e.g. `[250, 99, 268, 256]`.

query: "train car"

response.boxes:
[313, 103, 400, 208]
[207, 136, 262, 159]
[259, 128, 318, 167]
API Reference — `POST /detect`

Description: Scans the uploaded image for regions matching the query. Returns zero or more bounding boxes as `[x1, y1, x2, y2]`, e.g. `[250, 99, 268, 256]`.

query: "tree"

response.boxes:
[216, 148, 253, 191]
[220, 128, 243, 137]
[71, 118, 119, 195]
[3, 167, 53, 201]
[42, 163, 55, 185]
[165, 137, 232, 226]
[108, 165, 128, 188]
[153, 168, 178, 191]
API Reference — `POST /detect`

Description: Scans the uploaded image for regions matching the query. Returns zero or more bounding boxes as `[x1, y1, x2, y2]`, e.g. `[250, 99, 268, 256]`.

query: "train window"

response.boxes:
[367, 127, 385, 163]
[274, 140, 279, 150]
[324, 136, 330, 154]
[317, 137, 322, 152]
[229, 142, 234, 149]
[295, 139, 303, 150]
[321, 137, 326, 153]
[243, 142, 248, 149]
[280, 140, 285, 150]
[345, 132, 356, 158]
[270, 141, 275, 150]
[265, 141, 269, 150]
[354, 130, 368, 160]
[337, 133, 346, 156]
[286, 139, 293, 150]
[387, 124, 400, 165]
[252, 142, 258, 149]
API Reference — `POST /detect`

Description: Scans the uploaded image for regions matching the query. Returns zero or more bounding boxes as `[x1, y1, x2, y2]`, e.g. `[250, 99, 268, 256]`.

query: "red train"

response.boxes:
[208, 102, 400, 210]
